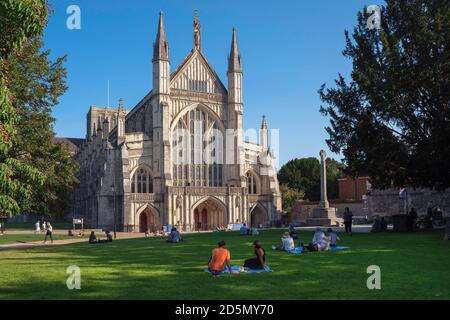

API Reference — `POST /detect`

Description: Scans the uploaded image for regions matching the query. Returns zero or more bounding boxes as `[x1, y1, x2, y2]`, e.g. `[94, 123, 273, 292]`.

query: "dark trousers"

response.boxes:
[344, 221, 352, 233]
[44, 231, 53, 242]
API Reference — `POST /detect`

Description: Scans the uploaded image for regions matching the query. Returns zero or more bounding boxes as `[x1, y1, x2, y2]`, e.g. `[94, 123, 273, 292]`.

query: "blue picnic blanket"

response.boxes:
[330, 246, 350, 251]
[203, 265, 272, 274]
[289, 246, 350, 254]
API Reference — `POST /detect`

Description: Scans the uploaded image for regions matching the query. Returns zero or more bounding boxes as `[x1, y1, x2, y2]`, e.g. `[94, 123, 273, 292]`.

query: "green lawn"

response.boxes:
[0, 229, 449, 299]
[4, 222, 72, 231]
[0, 233, 82, 245]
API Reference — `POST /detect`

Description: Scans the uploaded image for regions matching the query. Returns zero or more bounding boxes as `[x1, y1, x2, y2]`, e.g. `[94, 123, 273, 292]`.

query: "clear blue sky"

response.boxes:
[44, 0, 384, 166]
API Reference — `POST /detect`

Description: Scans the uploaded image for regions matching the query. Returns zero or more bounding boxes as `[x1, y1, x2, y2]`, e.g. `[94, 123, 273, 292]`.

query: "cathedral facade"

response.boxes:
[72, 11, 281, 232]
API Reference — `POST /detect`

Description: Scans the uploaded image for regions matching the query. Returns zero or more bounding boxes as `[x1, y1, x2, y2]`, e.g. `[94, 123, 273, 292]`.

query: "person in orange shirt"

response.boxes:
[208, 241, 233, 274]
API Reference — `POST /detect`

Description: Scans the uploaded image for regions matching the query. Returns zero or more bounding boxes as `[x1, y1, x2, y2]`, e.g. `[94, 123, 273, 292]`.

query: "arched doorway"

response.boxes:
[250, 204, 267, 228]
[138, 206, 160, 233]
[192, 197, 227, 231]
[139, 212, 148, 232]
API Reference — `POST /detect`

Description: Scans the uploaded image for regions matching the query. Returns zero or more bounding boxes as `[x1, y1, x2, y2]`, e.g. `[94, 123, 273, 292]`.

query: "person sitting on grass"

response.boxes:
[68, 229, 74, 237]
[288, 225, 298, 240]
[167, 227, 182, 243]
[326, 228, 340, 247]
[240, 223, 248, 235]
[371, 217, 381, 232]
[272, 232, 295, 251]
[105, 230, 113, 242]
[312, 227, 329, 251]
[208, 241, 234, 275]
[89, 231, 98, 244]
[244, 240, 266, 270]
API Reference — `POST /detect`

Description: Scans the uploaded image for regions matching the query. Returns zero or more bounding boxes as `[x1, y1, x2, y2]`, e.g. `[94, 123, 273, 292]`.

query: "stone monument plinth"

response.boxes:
[306, 150, 342, 226]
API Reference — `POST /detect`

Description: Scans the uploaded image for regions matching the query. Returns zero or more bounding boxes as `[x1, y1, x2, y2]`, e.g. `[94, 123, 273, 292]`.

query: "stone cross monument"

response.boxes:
[307, 150, 341, 226]
[319, 150, 329, 208]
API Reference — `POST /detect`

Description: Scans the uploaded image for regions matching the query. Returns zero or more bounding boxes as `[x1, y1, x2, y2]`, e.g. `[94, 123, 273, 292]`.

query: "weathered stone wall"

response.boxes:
[365, 188, 450, 218]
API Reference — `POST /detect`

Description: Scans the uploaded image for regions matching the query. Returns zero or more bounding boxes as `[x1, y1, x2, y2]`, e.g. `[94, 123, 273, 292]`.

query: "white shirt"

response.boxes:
[329, 232, 338, 244]
[312, 231, 325, 244]
[35, 222, 40, 229]
[282, 236, 295, 251]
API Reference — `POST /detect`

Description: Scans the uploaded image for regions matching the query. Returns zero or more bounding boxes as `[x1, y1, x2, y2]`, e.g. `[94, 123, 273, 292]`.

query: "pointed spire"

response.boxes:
[228, 27, 242, 73]
[153, 11, 169, 61]
[261, 114, 267, 129]
[193, 9, 202, 51]
[118, 98, 123, 112]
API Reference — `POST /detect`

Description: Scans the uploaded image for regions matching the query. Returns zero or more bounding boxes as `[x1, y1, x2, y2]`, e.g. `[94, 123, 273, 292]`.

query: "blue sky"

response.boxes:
[44, 0, 384, 166]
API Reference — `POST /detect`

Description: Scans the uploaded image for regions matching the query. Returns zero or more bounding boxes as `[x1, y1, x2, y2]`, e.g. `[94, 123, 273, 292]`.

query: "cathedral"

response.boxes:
[72, 11, 282, 232]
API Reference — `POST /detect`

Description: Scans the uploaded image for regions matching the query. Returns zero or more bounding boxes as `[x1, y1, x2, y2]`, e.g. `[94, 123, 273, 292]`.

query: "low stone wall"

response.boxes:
[288, 200, 365, 225]
[365, 188, 450, 218]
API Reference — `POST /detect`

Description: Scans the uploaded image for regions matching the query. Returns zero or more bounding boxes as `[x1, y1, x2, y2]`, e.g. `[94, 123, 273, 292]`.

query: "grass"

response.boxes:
[0, 233, 83, 245]
[4, 222, 72, 231]
[0, 229, 449, 300]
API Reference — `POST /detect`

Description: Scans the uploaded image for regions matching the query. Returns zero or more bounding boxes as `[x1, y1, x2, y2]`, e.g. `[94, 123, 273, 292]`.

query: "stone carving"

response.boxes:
[193, 10, 201, 50]
[176, 195, 183, 209]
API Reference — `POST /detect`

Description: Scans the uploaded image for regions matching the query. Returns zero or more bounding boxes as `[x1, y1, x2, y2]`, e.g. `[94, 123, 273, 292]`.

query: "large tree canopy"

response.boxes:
[0, 0, 48, 216]
[278, 157, 344, 202]
[1, 0, 78, 217]
[319, 0, 450, 190]
[7, 38, 79, 217]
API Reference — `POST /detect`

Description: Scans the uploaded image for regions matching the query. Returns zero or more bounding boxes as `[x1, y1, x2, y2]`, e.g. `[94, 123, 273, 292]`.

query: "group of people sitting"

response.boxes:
[215, 226, 228, 232]
[239, 224, 259, 236]
[272, 227, 340, 252]
[166, 227, 183, 243]
[89, 230, 113, 244]
[207, 240, 266, 275]
[371, 216, 388, 232]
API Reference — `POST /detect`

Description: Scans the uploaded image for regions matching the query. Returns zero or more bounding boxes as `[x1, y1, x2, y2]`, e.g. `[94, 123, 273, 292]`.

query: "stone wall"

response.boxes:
[365, 187, 450, 218]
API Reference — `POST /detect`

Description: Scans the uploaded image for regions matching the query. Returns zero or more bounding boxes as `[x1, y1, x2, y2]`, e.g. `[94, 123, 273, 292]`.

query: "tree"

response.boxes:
[6, 37, 79, 217]
[279, 184, 304, 213]
[278, 157, 344, 201]
[0, 0, 48, 216]
[319, 0, 450, 190]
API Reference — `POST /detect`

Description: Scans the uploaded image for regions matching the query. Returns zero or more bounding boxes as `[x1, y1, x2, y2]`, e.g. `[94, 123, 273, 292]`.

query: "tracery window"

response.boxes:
[131, 167, 153, 193]
[246, 171, 259, 194]
[172, 107, 223, 187]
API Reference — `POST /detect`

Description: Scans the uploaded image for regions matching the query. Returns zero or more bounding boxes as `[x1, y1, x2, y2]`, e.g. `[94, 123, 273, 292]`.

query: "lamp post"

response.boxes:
[111, 184, 117, 239]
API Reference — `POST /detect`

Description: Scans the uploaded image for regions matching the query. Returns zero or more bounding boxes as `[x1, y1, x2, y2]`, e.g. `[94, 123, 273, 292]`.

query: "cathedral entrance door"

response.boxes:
[139, 211, 148, 233]
[250, 204, 267, 228]
[194, 208, 200, 231]
[201, 208, 208, 231]
[192, 197, 227, 231]
[139, 206, 160, 233]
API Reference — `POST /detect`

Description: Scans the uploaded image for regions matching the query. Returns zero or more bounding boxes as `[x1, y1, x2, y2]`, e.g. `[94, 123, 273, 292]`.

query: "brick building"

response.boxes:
[338, 176, 370, 201]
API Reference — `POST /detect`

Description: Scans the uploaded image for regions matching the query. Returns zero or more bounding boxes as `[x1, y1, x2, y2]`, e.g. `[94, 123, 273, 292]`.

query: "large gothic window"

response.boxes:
[131, 167, 153, 193]
[172, 107, 223, 187]
[247, 171, 259, 194]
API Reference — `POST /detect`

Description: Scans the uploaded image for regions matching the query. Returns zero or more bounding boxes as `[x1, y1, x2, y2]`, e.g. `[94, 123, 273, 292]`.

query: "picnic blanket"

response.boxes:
[203, 265, 272, 275]
[288, 246, 350, 254]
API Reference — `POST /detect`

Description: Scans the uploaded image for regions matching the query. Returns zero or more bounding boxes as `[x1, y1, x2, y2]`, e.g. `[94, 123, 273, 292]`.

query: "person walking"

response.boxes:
[35, 220, 41, 234]
[343, 207, 353, 236]
[43, 222, 53, 244]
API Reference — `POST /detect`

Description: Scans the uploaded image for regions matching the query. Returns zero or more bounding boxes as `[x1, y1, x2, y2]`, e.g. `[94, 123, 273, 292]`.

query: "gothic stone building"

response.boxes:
[72, 11, 282, 232]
